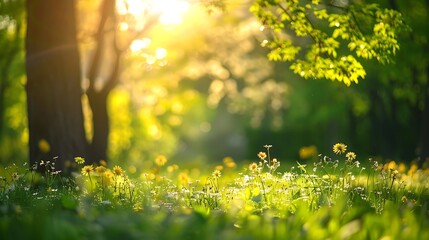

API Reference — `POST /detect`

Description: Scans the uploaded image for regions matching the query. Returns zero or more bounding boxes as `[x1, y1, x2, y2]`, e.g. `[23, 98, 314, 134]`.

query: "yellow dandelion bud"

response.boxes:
[257, 152, 267, 160]
[155, 155, 167, 166]
[113, 165, 124, 176]
[333, 143, 347, 155]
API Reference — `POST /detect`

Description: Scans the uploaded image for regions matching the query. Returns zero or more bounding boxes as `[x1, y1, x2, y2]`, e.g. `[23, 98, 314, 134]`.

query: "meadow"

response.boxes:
[1, 144, 429, 240]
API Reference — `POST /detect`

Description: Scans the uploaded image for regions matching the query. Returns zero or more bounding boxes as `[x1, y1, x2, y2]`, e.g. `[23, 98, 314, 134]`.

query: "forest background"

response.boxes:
[0, 0, 427, 173]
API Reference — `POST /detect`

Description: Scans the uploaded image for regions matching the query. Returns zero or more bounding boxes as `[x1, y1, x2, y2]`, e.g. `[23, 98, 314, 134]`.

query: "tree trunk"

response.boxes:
[418, 65, 429, 167]
[25, 0, 87, 171]
[87, 88, 109, 164]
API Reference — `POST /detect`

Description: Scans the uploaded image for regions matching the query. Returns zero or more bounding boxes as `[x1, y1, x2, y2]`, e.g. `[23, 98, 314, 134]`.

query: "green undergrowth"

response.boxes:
[1, 144, 429, 239]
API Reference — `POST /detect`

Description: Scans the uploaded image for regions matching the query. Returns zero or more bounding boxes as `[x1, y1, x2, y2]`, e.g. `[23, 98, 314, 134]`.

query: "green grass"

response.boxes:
[1, 144, 429, 239]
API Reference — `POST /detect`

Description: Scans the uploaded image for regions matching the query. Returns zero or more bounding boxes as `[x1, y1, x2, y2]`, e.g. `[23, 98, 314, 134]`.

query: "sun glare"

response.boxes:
[117, 0, 190, 25]
[130, 38, 152, 52]
[149, 0, 190, 25]
[116, 0, 146, 16]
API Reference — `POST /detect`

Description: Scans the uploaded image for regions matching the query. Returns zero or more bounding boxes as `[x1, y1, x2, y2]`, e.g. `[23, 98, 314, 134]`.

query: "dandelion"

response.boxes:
[223, 157, 237, 168]
[249, 162, 258, 171]
[38, 139, 50, 153]
[11, 172, 19, 181]
[81, 165, 93, 176]
[167, 164, 179, 173]
[333, 143, 347, 154]
[215, 165, 224, 171]
[299, 145, 317, 159]
[346, 152, 356, 162]
[155, 155, 167, 166]
[113, 166, 124, 176]
[212, 169, 222, 178]
[74, 157, 85, 165]
[103, 170, 114, 186]
[179, 172, 189, 185]
[99, 160, 107, 167]
[257, 151, 267, 160]
[387, 161, 397, 171]
[95, 166, 107, 174]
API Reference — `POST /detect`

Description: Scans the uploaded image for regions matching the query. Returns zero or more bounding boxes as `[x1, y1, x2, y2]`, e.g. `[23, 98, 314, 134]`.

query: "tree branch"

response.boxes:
[88, 0, 115, 91]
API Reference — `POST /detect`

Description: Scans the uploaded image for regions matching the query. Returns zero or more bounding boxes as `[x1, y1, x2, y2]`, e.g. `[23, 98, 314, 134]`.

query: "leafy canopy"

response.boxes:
[250, 0, 407, 86]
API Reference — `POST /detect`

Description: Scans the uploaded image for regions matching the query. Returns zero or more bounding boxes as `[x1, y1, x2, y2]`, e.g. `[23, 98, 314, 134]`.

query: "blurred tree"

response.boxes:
[0, 0, 26, 164]
[25, 0, 189, 170]
[360, 0, 429, 164]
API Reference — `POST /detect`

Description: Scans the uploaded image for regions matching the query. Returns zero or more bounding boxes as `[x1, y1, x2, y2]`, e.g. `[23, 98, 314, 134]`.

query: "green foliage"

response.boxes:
[250, 0, 407, 86]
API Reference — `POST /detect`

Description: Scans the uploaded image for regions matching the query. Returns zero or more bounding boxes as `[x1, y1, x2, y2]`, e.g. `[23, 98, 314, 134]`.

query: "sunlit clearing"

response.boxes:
[148, 0, 190, 25]
[130, 38, 152, 52]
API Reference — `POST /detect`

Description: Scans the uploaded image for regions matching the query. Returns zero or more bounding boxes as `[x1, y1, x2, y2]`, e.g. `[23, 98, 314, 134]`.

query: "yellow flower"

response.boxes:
[215, 165, 224, 171]
[346, 152, 356, 161]
[178, 172, 189, 185]
[113, 165, 123, 176]
[155, 155, 167, 166]
[249, 162, 258, 171]
[257, 152, 267, 160]
[167, 164, 179, 173]
[407, 164, 418, 176]
[401, 196, 408, 203]
[387, 160, 397, 171]
[95, 166, 107, 174]
[102, 170, 114, 186]
[223, 157, 237, 168]
[299, 145, 317, 159]
[333, 143, 347, 155]
[38, 139, 50, 153]
[81, 165, 94, 176]
[99, 160, 107, 167]
[212, 169, 222, 178]
[74, 157, 85, 165]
